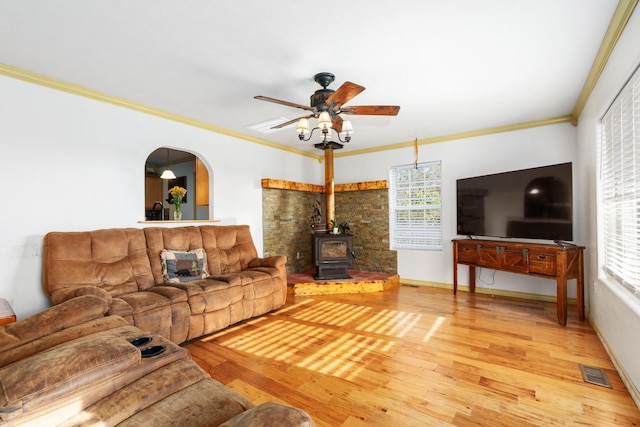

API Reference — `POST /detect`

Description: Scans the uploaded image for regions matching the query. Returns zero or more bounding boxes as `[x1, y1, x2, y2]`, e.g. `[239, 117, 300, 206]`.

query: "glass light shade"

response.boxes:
[340, 120, 354, 135]
[296, 118, 310, 134]
[160, 168, 176, 180]
[317, 111, 332, 130]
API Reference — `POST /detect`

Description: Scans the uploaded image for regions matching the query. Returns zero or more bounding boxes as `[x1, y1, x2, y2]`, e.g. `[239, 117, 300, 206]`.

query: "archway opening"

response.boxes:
[144, 148, 210, 220]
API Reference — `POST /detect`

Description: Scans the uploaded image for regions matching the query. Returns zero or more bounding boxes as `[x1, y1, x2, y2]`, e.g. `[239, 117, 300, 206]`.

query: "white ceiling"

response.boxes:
[0, 1, 621, 155]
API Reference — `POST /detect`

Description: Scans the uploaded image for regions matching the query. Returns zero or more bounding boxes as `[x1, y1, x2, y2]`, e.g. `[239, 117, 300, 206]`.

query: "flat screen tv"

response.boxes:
[456, 162, 573, 242]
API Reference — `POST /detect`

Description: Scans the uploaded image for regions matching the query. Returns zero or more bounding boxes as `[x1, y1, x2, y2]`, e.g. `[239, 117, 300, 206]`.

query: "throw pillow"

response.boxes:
[161, 248, 209, 283]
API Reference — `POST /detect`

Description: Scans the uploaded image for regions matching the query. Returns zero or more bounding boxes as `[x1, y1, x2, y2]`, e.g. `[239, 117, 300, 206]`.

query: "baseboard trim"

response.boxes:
[400, 278, 574, 304]
[587, 310, 640, 409]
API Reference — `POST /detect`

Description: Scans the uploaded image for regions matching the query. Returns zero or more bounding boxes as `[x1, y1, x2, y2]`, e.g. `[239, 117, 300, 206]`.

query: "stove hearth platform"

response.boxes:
[287, 270, 400, 296]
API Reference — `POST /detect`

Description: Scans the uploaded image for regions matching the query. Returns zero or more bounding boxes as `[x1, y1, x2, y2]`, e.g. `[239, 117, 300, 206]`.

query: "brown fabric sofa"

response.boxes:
[43, 225, 287, 343]
[0, 295, 315, 426]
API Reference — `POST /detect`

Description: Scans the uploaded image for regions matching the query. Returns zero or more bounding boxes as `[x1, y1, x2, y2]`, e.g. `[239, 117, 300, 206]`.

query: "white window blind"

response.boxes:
[389, 161, 442, 250]
[600, 64, 640, 297]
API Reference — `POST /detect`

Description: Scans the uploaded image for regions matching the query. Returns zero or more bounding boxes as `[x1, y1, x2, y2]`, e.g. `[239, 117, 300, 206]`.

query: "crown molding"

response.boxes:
[334, 115, 573, 158]
[0, 62, 321, 160]
[571, 0, 639, 124]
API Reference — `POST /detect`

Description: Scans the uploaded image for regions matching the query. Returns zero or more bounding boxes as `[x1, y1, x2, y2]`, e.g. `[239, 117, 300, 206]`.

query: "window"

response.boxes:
[599, 64, 640, 297]
[389, 161, 442, 250]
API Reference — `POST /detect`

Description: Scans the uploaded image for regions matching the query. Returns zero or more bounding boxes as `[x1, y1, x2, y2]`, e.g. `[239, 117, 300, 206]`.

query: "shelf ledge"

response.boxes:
[139, 220, 221, 224]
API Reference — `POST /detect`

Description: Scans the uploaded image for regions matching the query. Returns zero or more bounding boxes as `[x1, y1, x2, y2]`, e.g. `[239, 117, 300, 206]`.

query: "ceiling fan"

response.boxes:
[254, 72, 400, 146]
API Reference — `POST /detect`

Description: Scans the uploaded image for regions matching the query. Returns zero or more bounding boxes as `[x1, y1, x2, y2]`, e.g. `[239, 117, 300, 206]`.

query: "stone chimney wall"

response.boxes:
[262, 181, 397, 274]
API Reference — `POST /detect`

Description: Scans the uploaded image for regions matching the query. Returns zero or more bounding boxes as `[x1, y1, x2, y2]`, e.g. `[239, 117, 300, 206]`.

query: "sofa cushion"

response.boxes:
[56, 357, 212, 426]
[108, 293, 176, 340]
[0, 295, 109, 355]
[161, 248, 209, 283]
[116, 377, 254, 427]
[0, 330, 141, 420]
[200, 225, 259, 275]
[43, 228, 156, 296]
[220, 402, 316, 427]
[144, 226, 206, 285]
[0, 316, 129, 370]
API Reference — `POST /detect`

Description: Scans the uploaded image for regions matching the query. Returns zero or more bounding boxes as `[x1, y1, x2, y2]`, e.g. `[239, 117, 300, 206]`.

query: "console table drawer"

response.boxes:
[457, 245, 478, 263]
[528, 253, 557, 276]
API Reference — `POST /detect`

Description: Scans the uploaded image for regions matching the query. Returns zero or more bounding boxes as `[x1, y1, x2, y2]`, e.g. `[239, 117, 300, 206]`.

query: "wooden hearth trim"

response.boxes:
[261, 178, 387, 193]
[335, 180, 388, 192]
[261, 179, 324, 193]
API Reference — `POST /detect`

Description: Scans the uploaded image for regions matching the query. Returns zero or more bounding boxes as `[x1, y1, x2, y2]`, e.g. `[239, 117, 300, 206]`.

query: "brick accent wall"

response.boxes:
[335, 189, 397, 274]
[262, 185, 397, 274]
[262, 189, 322, 273]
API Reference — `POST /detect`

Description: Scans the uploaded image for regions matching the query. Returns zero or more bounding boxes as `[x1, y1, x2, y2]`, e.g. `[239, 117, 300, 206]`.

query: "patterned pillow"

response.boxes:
[160, 248, 208, 283]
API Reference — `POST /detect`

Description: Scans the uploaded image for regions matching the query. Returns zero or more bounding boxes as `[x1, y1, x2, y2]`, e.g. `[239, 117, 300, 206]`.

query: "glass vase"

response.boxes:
[174, 209, 182, 220]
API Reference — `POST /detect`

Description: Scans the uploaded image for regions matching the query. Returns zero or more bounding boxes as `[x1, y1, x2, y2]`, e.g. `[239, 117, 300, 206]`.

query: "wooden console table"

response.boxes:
[452, 239, 584, 326]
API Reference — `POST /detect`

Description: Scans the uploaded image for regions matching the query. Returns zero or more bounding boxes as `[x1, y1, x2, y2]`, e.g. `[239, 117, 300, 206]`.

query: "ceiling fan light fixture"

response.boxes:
[160, 168, 176, 180]
[296, 118, 310, 135]
[317, 111, 332, 130]
[340, 120, 354, 135]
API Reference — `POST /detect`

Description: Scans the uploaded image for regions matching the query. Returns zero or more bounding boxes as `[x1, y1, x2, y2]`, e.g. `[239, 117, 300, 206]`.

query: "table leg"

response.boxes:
[469, 265, 476, 293]
[577, 250, 585, 321]
[453, 265, 458, 295]
[556, 278, 567, 326]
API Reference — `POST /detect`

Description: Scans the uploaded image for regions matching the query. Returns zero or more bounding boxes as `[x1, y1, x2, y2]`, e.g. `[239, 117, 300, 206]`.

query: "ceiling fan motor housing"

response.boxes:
[310, 89, 335, 111]
[314, 72, 335, 88]
[311, 72, 337, 112]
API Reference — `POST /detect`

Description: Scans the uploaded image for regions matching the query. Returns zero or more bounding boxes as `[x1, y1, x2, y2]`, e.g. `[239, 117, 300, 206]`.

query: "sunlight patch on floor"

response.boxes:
[284, 299, 373, 327]
[355, 309, 423, 338]
[211, 299, 407, 381]
[423, 316, 445, 342]
[294, 331, 394, 380]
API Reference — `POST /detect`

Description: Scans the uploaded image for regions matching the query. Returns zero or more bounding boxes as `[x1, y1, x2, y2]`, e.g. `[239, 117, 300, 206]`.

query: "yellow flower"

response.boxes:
[169, 186, 187, 202]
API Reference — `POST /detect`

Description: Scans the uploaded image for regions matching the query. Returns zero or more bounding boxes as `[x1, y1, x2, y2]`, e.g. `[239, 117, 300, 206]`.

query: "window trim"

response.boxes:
[389, 161, 442, 251]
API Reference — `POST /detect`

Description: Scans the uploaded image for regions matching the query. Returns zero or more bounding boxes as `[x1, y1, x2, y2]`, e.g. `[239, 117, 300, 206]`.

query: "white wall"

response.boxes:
[336, 123, 578, 296]
[0, 75, 320, 319]
[576, 7, 640, 404]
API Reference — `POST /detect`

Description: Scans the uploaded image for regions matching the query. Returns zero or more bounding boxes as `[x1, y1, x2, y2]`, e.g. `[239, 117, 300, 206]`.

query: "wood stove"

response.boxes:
[312, 233, 354, 280]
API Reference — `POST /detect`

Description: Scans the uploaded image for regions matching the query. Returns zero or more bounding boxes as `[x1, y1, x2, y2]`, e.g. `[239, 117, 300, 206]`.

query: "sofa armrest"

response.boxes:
[50, 286, 113, 306]
[220, 402, 315, 427]
[0, 295, 109, 354]
[248, 255, 287, 269]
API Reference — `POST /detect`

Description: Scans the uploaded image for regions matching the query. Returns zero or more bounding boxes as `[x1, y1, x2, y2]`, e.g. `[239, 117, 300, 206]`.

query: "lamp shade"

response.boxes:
[317, 111, 332, 130]
[340, 120, 354, 135]
[296, 118, 310, 134]
[160, 168, 176, 180]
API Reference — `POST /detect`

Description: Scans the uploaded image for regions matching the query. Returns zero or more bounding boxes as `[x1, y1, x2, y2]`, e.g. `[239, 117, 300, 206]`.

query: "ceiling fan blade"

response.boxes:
[332, 115, 344, 132]
[254, 95, 314, 111]
[271, 114, 314, 129]
[325, 82, 365, 108]
[341, 105, 401, 116]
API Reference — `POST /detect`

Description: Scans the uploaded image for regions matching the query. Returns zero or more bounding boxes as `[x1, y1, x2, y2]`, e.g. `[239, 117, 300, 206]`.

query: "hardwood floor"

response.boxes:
[185, 285, 640, 426]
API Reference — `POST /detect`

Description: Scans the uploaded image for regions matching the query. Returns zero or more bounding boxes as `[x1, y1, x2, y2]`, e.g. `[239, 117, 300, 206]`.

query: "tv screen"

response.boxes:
[456, 162, 573, 242]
